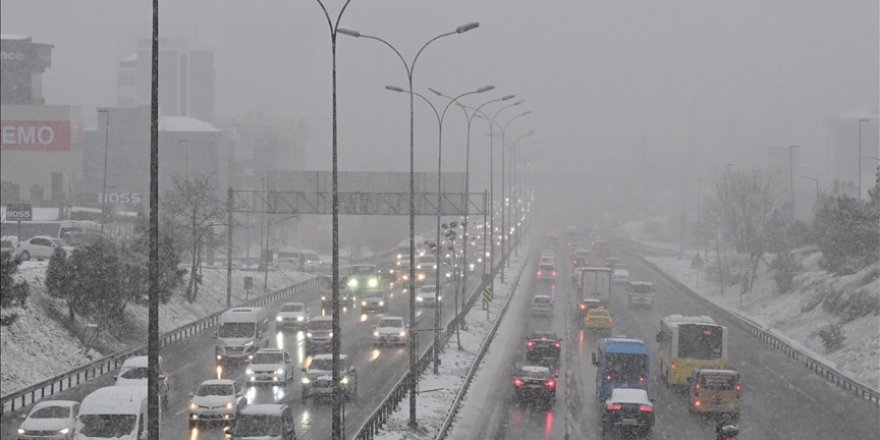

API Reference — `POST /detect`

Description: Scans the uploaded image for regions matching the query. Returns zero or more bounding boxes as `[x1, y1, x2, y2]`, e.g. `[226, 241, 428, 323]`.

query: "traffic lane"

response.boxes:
[620, 254, 880, 439]
[501, 278, 568, 440]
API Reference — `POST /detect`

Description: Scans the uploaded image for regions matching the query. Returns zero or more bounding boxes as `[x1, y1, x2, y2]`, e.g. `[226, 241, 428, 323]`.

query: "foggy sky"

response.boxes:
[2, 0, 877, 199]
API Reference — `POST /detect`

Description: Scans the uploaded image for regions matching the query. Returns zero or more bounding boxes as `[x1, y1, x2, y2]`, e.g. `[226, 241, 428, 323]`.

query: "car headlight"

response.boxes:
[321, 295, 327, 301]
[275, 368, 285, 376]
[302, 377, 311, 384]
[59, 428, 70, 435]
[368, 278, 379, 288]
[362, 301, 367, 306]
[329, 332, 333, 337]
[348, 279, 358, 288]
[306, 332, 313, 338]
[341, 376, 349, 384]
[416, 296, 423, 302]
[297, 316, 304, 321]
[243, 340, 254, 346]
[226, 402, 234, 410]
[190, 402, 198, 411]
[18, 428, 25, 435]
[418, 274, 425, 280]
[438, 295, 442, 301]
[246, 368, 253, 375]
[374, 331, 380, 337]
[379, 301, 384, 306]
[276, 316, 283, 322]
[399, 330, 407, 337]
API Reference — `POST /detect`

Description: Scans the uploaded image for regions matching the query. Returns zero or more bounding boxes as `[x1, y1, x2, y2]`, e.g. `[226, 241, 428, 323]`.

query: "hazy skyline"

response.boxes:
[2, 0, 877, 191]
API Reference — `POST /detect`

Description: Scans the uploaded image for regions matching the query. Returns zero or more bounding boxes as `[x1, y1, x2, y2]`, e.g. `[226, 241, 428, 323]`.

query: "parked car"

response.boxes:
[14, 236, 72, 261]
[187, 379, 246, 428]
[16, 400, 78, 440]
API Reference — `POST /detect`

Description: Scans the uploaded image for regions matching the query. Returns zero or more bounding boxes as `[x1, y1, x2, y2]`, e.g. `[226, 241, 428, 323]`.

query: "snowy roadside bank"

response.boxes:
[1, 262, 312, 395]
[363, 243, 532, 440]
[641, 252, 879, 390]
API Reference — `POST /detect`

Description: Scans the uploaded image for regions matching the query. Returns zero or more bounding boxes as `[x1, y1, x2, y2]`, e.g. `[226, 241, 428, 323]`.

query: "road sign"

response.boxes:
[5, 203, 32, 221]
[482, 287, 493, 303]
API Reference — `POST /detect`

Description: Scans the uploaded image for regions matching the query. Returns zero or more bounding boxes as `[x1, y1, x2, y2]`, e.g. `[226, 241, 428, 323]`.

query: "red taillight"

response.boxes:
[579, 304, 586, 310]
[694, 400, 702, 407]
[606, 404, 622, 411]
[671, 363, 676, 369]
[545, 379, 556, 389]
[695, 383, 701, 390]
[606, 374, 612, 381]
[513, 378, 525, 387]
[736, 384, 742, 392]
[527, 341, 535, 349]
[639, 405, 654, 413]
[553, 342, 561, 349]
[537, 270, 542, 276]
[639, 376, 645, 382]
[552, 271, 557, 276]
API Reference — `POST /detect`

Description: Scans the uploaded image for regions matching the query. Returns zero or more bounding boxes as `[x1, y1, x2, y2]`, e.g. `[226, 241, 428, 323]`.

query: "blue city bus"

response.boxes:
[592, 337, 649, 401]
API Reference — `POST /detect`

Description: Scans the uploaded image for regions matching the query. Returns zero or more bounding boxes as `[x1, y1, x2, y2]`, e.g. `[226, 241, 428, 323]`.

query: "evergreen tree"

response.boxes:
[46, 247, 76, 321]
[0, 253, 29, 327]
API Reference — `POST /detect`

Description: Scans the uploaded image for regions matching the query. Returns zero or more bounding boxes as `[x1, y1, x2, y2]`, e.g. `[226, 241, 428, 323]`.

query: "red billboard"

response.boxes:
[0, 120, 72, 151]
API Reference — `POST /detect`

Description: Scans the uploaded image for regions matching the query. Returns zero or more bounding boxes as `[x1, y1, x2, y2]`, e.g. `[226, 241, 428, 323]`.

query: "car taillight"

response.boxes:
[513, 378, 525, 388]
[693, 400, 701, 408]
[639, 405, 654, 413]
[695, 383, 701, 390]
[606, 404, 622, 411]
[671, 363, 676, 369]
[606, 374, 612, 381]
[579, 304, 586, 310]
[552, 271, 557, 276]
[527, 341, 535, 348]
[545, 379, 556, 389]
[537, 270, 542, 276]
[639, 376, 645, 382]
[553, 342, 561, 349]
[736, 384, 742, 393]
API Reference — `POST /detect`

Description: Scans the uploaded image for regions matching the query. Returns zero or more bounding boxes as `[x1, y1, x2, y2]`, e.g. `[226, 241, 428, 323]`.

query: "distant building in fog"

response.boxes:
[829, 105, 879, 199]
[1, 35, 83, 207]
[116, 38, 214, 122]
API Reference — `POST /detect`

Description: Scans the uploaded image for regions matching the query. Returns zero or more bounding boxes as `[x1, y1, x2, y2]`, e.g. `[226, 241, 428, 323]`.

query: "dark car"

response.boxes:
[305, 316, 334, 355]
[301, 354, 357, 402]
[512, 365, 557, 408]
[601, 388, 655, 437]
[525, 331, 562, 364]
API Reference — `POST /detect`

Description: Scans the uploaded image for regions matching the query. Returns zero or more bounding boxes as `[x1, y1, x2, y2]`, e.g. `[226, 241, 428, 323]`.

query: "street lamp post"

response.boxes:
[858, 118, 870, 199]
[312, 1, 354, 438]
[431, 91, 515, 350]
[98, 109, 110, 234]
[508, 130, 534, 259]
[486, 102, 522, 284]
[499, 112, 531, 275]
[788, 145, 798, 216]
[385, 84, 493, 374]
[340, 22, 479, 428]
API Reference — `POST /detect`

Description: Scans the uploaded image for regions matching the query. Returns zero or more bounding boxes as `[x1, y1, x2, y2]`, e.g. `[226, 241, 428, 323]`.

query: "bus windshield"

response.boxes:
[604, 353, 648, 381]
[678, 324, 724, 359]
[218, 322, 255, 338]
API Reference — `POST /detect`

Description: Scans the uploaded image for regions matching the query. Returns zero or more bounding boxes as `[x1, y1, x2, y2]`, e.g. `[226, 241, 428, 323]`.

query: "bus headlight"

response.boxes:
[368, 278, 379, 288]
[348, 279, 358, 288]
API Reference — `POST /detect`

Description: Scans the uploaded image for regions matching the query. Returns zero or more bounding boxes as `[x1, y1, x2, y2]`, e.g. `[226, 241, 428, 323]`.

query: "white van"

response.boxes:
[611, 269, 631, 293]
[216, 307, 271, 364]
[75, 385, 150, 440]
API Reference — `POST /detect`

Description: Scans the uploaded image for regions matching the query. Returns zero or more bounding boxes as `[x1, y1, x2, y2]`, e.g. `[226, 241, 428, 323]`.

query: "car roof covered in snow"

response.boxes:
[80, 385, 146, 415]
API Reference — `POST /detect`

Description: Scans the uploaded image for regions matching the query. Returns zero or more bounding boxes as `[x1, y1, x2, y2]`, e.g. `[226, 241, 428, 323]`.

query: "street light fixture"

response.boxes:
[97, 109, 111, 234]
[341, 22, 478, 428]
[385, 84, 493, 374]
[499, 111, 531, 274]
[311, 1, 355, 437]
[430, 89, 514, 350]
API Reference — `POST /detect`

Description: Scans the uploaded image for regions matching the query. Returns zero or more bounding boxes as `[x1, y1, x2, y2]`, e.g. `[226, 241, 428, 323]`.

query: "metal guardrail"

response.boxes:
[1, 277, 322, 416]
[351, 235, 525, 440]
[434, 242, 530, 440]
[619, 239, 880, 407]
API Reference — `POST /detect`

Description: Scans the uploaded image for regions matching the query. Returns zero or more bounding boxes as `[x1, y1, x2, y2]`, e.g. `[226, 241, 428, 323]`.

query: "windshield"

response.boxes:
[310, 359, 333, 371]
[281, 304, 303, 312]
[49, 238, 68, 247]
[529, 331, 559, 340]
[218, 322, 255, 338]
[251, 352, 284, 364]
[631, 284, 653, 293]
[196, 384, 233, 396]
[519, 368, 550, 379]
[308, 320, 333, 331]
[532, 297, 551, 304]
[234, 414, 281, 436]
[30, 405, 70, 418]
[377, 319, 403, 328]
[119, 367, 148, 380]
[539, 264, 554, 271]
[78, 414, 136, 438]
[604, 353, 648, 381]
[700, 374, 738, 390]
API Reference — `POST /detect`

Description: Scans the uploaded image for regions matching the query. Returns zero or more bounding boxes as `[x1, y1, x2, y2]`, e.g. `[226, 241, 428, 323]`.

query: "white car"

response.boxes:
[15, 236, 72, 261]
[115, 356, 170, 410]
[1, 235, 19, 256]
[246, 348, 294, 384]
[415, 286, 440, 307]
[16, 400, 78, 440]
[276, 302, 309, 330]
[373, 316, 408, 346]
[188, 379, 246, 427]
